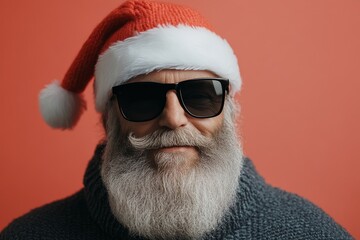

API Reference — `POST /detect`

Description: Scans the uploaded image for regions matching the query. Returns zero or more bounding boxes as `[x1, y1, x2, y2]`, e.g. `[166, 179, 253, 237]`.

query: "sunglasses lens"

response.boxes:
[116, 83, 165, 122]
[180, 80, 225, 118]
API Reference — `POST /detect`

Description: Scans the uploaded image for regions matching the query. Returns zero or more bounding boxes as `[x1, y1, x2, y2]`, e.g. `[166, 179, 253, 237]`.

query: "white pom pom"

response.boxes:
[39, 81, 86, 129]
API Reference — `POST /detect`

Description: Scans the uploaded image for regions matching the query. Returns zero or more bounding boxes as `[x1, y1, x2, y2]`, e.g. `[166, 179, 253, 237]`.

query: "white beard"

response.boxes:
[101, 101, 243, 239]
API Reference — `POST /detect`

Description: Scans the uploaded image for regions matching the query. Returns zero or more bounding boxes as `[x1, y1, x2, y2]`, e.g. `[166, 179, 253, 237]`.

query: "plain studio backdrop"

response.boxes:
[0, 0, 359, 238]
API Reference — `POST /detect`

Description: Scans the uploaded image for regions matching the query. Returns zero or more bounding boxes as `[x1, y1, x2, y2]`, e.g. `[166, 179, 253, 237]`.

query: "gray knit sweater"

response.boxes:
[1, 145, 353, 239]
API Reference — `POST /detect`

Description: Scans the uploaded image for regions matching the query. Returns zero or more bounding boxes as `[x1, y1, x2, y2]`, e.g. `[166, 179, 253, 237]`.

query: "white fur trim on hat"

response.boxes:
[94, 24, 241, 112]
[39, 81, 86, 129]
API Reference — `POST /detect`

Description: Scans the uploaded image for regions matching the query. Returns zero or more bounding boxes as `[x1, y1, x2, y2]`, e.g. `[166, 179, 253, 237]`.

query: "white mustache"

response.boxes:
[128, 127, 214, 151]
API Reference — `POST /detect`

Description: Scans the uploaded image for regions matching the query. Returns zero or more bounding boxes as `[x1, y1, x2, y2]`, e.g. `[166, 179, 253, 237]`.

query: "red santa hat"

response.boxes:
[39, 0, 241, 129]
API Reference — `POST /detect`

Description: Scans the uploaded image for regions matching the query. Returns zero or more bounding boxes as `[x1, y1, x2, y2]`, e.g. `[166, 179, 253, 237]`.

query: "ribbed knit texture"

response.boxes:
[0, 145, 353, 239]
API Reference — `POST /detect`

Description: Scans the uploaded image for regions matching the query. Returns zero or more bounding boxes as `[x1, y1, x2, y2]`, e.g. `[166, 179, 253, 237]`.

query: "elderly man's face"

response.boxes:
[114, 69, 224, 172]
[102, 69, 242, 239]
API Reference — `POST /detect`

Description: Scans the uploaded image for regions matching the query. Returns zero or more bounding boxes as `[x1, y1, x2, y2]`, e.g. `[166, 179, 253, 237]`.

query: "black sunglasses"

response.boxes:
[112, 78, 229, 122]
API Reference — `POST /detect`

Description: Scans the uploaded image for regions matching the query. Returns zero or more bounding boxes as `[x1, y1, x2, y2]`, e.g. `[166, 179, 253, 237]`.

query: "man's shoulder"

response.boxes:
[0, 190, 108, 240]
[231, 158, 353, 239]
[257, 184, 353, 239]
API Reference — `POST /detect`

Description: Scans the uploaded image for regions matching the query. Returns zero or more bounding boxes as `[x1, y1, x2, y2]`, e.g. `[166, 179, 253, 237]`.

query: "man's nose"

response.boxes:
[158, 91, 188, 129]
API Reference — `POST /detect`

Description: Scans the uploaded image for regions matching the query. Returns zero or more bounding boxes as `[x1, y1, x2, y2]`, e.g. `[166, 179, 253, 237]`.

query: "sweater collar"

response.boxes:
[83, 144, 267, 239]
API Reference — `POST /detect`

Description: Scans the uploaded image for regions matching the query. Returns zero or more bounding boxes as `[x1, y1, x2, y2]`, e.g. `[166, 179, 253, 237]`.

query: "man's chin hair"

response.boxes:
[101, 100, 243, 239]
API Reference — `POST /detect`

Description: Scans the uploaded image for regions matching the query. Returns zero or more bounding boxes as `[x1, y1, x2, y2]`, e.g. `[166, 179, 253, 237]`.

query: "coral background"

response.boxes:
[0, 0, 359, 238]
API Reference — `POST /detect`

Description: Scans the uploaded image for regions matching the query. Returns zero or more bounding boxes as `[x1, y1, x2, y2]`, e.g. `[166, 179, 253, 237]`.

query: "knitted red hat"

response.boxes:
[39, 0, 241, 129]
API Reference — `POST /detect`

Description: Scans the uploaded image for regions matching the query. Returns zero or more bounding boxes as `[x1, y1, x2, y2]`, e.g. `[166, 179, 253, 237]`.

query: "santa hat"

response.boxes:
[39, 0, 241, 129]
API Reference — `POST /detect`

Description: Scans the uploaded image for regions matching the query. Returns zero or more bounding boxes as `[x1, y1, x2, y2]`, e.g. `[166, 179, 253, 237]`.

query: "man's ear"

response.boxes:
[102, 98, 116, 132]
[228, 84, 237, 99]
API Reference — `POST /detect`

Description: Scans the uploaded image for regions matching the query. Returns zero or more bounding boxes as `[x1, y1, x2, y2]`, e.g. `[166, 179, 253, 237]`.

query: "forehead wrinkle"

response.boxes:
[126, 70, 217, 84]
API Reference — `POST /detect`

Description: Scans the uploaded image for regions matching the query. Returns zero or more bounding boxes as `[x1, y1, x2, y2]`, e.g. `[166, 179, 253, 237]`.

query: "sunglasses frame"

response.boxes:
[112, 78, 229, 122]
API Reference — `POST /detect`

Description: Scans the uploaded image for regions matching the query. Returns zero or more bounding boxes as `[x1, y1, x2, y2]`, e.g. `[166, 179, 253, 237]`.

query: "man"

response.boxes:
[0, 0, 353, 239]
